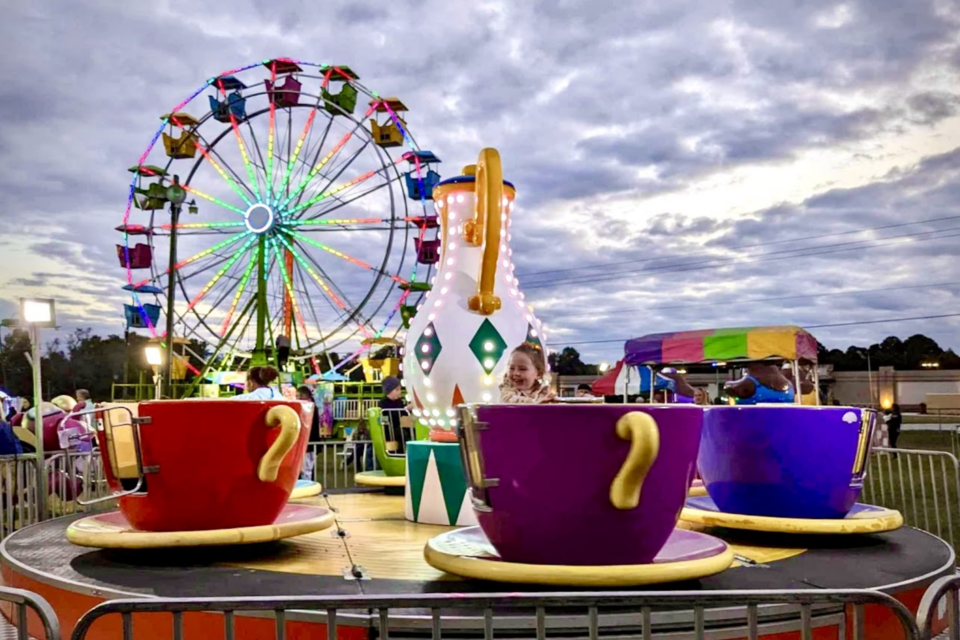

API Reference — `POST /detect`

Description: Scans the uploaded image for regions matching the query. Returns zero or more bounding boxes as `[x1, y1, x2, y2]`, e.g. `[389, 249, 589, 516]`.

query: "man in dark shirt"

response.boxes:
[378, 377, 411, 454]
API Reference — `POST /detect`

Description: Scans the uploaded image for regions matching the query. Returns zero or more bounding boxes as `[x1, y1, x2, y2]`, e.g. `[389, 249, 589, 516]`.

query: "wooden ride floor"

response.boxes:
[0, 490, 953, 599]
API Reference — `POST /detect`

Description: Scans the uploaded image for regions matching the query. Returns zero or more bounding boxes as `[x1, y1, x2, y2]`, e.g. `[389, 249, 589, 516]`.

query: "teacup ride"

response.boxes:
[620, 325, 903, 534]
[64, 399, 335, 548]
[423, 403, 736, 586]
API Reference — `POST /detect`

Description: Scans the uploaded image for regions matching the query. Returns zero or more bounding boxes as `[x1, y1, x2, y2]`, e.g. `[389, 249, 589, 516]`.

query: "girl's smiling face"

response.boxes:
[508, 351, 540, 391]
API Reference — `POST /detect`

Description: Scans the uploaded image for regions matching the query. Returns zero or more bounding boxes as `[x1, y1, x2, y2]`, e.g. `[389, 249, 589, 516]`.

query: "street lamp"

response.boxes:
[18, 297, 55, 519]
[164, 175, 188, 398]
[145, 345, 163, 400]
[598, 362, 610, 373]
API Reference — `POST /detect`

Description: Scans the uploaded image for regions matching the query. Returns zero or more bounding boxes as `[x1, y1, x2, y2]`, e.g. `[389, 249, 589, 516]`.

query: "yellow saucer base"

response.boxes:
[680, 505, 903, 534]
[66, 505, 335, 549]
[355, 470, 406, 487]
[424, 527, 734, 587]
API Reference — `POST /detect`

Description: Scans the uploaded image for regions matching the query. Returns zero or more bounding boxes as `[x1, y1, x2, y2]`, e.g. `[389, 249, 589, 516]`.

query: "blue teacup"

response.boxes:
[698, 405, 877, 519]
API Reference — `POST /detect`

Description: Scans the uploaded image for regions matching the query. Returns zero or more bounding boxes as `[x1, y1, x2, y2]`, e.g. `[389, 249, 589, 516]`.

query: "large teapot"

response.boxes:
[402, 149, 546, 430]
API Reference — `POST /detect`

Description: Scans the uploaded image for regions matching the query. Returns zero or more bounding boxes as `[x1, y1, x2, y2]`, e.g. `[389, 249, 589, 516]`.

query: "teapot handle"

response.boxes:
[258, 405, 301, 483]
[466, 148, 504, 316]
[609, 412, 661, 510]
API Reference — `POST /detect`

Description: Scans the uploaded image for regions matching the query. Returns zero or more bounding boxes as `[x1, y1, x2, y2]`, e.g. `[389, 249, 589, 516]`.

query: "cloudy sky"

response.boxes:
[2, 0, 960, 365]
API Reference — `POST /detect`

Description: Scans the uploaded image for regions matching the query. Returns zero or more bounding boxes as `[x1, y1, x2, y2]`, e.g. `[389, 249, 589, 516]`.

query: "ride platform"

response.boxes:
[1, 490, 953, 640]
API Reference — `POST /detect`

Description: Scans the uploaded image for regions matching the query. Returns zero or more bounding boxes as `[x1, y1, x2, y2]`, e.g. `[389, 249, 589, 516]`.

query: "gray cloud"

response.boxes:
[2, 0, 960, 364]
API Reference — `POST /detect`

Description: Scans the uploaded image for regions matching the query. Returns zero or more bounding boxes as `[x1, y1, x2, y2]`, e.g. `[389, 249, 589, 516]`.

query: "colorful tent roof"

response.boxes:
[623, 325, 818, 366]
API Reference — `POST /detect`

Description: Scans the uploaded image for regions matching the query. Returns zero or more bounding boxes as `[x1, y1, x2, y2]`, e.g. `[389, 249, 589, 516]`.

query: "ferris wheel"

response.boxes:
[117, 58, 442, 384]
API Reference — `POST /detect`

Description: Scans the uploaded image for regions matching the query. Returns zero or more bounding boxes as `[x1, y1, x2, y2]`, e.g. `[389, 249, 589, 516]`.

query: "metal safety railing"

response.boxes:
[862, 447, 960, 550]
[302, 440, 380, 490]
[69, 590, 921, 640]
[0, 586, 60, 640]
[917, 574, 960, 640]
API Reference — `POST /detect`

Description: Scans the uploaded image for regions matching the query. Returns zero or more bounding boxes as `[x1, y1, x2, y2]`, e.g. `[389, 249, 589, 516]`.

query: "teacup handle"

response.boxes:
[258, 405, 301, 483]
[609, 412, 660, 510]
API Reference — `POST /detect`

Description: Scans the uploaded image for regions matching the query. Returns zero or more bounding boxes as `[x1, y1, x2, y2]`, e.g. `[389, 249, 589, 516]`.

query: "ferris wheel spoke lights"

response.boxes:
[215, 77, 263, 203]
[168, 114, 253, 208]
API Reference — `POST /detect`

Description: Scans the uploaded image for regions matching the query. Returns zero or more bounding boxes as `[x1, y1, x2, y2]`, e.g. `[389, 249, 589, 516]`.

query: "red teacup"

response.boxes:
[96, 399, 312, 532]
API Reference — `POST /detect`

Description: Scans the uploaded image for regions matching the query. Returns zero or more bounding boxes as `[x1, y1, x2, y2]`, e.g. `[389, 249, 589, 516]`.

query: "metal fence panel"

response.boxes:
[0, 586, 61, 640]
[69, 590, 920, 640]
[862, 447, 960, 550]
[917, 574, 960, 640]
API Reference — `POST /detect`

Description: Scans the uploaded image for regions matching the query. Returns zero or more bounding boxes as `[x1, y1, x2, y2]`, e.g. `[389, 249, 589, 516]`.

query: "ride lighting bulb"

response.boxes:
[423, 377, 432, 387]
[437, 419, 446, 427]
[413, 409, 422, 417]
[421, 344, 430, 353]
[432, 409, 440, 417]
[427, 394, 436, 403]
[483, 375, 494, 386]
[446, 409, 456, 417]
[483, 341, 494, 352]
[421, 361, 430, 371]
[482, 393, 492, 402]
[483, 358, 494, 369]
[456, 194, 464, 203]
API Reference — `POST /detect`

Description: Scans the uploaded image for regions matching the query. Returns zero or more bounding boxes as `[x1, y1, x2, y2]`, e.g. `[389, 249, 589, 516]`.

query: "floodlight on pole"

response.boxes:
[598, 362, 610, 373]
[145, 345, 163, 399]
[18, 297, 56, 520]
[145, 346, 163, 367]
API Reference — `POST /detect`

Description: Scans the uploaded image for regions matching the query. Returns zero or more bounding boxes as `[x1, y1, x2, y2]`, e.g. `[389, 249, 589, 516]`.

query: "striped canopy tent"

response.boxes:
[623, 325, 818, 367]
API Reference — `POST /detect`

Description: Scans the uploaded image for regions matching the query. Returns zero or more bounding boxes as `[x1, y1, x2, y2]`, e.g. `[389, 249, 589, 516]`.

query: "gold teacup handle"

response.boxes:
[258, 405, 301, 483]
[610, 412, 660, 510]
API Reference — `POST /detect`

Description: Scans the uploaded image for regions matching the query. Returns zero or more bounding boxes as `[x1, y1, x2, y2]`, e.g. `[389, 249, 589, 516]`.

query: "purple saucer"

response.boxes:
[435, 525, 729, 565]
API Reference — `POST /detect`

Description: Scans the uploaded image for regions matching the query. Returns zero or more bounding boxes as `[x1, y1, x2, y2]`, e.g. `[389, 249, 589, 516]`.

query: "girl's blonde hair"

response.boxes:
[510, 342, 547, 377]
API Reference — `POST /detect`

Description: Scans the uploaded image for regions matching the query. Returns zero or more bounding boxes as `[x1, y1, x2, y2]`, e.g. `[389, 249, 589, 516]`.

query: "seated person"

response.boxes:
[379, 376, 412, 454]
[782, 362, 819, 405]
[575, 383, 594, 398]
[499, 343, 557, 404]
[693, 387, 710, 405]
[231, 366, 281, 400]
[724, 362, 795, 404]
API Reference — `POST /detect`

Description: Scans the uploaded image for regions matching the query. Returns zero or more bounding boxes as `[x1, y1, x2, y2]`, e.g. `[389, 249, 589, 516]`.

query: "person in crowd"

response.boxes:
[231, 366, 281, 400]
[499, 343, 557, 404]
[575, 383, 594, 398]
[378, 376, 412, 454]
[297, 386, 321, 480]
[885, 403, 903, 457]
[74, 389, 94, 429]
[724, 362, 795, 404]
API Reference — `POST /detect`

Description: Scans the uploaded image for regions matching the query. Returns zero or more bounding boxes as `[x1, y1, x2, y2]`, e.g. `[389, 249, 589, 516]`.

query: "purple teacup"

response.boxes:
[698, 405, 877, 519]
[456, 404, 703, 566]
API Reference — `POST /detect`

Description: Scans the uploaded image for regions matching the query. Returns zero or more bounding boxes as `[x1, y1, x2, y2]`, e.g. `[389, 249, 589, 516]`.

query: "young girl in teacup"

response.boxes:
[498, 343, 558, 404]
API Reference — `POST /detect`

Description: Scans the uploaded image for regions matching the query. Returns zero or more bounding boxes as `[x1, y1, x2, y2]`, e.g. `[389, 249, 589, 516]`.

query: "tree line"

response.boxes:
[0, 328, 955, 399]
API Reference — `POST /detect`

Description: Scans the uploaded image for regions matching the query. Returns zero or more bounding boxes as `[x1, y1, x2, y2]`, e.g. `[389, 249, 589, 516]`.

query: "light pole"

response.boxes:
[19, 298, 56, 520]
[145, 345, 163, 400]
[164, 175, 187, 398]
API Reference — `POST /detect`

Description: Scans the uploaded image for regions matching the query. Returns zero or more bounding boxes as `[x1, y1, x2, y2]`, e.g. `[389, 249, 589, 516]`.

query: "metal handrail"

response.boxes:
[71, 589, 920, 640]
[0, 586, 61, 640]
[917, 574, 960, 640]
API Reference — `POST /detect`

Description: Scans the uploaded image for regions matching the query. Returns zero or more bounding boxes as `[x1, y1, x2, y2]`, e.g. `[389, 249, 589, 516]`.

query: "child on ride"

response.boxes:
[498, 343, 557, 404]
